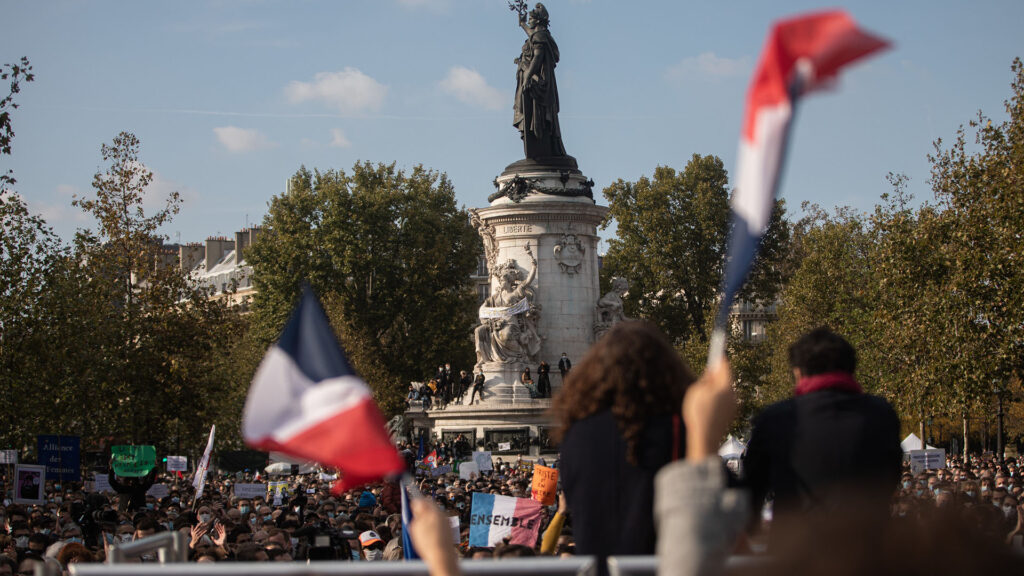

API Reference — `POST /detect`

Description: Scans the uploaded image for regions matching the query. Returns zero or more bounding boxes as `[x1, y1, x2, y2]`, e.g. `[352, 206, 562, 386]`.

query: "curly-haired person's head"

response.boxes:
[553, 320, 695, 464]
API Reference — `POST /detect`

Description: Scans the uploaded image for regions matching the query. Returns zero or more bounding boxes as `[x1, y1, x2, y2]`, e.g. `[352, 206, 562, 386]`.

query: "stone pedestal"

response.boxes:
[407, 161, 608, 448]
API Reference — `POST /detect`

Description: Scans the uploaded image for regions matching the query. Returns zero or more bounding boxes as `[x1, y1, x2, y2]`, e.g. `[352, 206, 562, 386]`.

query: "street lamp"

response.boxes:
[994, 381, 1007, 466]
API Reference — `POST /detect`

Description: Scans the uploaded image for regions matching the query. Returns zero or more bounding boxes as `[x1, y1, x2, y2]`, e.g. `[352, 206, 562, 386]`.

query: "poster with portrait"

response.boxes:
[14, 464, 46, 505]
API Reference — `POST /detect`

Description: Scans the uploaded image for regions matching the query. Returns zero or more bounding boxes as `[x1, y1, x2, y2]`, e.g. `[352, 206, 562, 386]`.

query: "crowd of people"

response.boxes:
[3, 323, 1024, 575]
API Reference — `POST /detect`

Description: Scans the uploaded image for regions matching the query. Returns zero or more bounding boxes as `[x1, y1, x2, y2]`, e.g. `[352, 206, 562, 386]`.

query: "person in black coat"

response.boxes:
[743, 327, 902, 546]
[555, 321, 694, 573]
[108, 465, 157, 513]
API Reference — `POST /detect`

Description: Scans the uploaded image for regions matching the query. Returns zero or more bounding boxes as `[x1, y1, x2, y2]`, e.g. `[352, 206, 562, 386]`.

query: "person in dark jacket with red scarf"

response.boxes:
[743, 327, 902, 547]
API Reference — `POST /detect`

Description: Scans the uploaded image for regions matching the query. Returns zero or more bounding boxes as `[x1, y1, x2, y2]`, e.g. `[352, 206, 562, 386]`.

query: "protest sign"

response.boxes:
[0, 449, 18, 464]
[14, 464, 45, 505]
[498, 442, 512, 452]
[469, 493, 543, 547]
[268, 480, 289, 505]
[449, 516, 461, 544]
[166, 455, 187, 472]
[473, 451, 493, 472]
[530, 465, 558, 506]
[37, 435, 81, 482]
[909, 449, 946, 475]
[516, 460, 534, 476]
[459, 461, 479, 480]
[111, 445, 156, 477]
[146, 484, 170, 499]
[415, 463, 431, 477]
[91, 473, 113, 493]
[430, 464, 453, 477]
[233, 483, 267, 500]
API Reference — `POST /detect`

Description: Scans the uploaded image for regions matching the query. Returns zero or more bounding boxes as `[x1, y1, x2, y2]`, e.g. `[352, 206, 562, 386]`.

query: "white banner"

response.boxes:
[459, 461, 480, 480]
[479, 298, 530, 319]
[192, 425, 216, 500]
[473, 451, 493, 472]
[92, 474, 114, 493]
[0, 450, 17, 464]
[233, 483, 267, 500]
[166, 455, 187, 472]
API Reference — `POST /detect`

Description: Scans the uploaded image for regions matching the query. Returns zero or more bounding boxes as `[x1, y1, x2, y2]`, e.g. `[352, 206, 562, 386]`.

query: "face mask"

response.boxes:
[118, 534, 133, 544]
[364, 549, 383, 561]
[171, 497, 180, 504]
[66, 537, 83, 544]
[167, 510, 179, 519]
[1004, 505, 1016, 517]
[199, 513, 212, 523]
[966, 491, 976, 498]
[915, 489, 924, 497]
[41, 529, 51, 535]
[981, 486, 990, 493]
[289, 537, 299, 549]
[239, 506, 250, 515]
[146, 503, 155, 510]
[264, 514, 273, 521]
[14, 536, 29, 549]
[327, 512, 335, 519]
[902, 481, 911, 489]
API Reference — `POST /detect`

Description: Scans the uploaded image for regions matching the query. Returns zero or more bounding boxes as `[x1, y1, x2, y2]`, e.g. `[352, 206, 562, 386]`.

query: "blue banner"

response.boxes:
[36, 435, 81, 482]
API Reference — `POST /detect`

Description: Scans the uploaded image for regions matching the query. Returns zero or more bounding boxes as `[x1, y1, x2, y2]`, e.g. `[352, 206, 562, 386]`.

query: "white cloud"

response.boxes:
[665, 52, 750, 83]
[285, 68, 387, 115]
[213, 126, 275, 153]
[329, 128, 352, 148]
[397, 0, 451, 11]
[439, 66, 505, 111]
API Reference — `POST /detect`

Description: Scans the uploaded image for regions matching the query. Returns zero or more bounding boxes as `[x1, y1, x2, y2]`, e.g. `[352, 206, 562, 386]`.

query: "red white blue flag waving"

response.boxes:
[243, 286, 404, 492]
[710, 10, 889, 361]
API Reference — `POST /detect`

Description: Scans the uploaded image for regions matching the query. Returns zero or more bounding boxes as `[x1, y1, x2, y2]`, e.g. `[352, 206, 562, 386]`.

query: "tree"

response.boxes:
[248, 162, 480, 416]
[600, 154, 789, 346]
[1, 57, 33, 190]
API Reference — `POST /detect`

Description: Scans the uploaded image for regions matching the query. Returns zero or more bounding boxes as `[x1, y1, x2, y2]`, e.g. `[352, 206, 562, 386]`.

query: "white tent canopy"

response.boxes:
[901, 433, 937, 453]
[718, 435, 746, 459]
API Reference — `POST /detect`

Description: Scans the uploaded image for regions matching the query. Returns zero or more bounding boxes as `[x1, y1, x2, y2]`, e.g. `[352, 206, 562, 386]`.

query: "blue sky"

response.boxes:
[3, 0, 1023, 248]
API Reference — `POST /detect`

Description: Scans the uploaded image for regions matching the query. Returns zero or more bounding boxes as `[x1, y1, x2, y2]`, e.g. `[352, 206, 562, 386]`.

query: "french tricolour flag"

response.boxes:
[243, 287, 404, 493]
[710, 10, 889, 361]
[468, 493, 543, 548]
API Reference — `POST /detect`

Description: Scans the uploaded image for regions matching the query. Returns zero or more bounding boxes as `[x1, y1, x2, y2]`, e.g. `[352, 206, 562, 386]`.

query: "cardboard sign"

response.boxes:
[166, 455, 188, 472]
[146, 483, 170, 499]
[459, 461, 480, 480]
[111, 445, 156, 477]
[37, 435, 81, 482]
[909, 449, 946, 475]
[430, 464, 453, 477]
[14, 464, 46, 505]
[268, 481, 289, 505]
[233, 483, 268, 500]
[468, 493, 543, 548]
[0, 449, 18, 464]
[473, 451, 493, 472]
[530, 464, 558, 506]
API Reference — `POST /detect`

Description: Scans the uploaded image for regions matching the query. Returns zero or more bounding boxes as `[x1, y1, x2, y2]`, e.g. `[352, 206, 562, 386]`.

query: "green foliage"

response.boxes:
[600, 154, 789, 347]
[1, 56, 33, 189]
[248, 162, 480, 417]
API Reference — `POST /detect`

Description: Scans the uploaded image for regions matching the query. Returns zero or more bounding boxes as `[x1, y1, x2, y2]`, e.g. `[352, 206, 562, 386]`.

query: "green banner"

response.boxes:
[111, 445, 156, 477]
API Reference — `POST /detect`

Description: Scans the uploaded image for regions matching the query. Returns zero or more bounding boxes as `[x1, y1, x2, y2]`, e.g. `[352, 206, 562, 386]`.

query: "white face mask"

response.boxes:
[14, 536, 29, 549]
[1004, 505, 1016, 518]
[198, 513, 212, 524]
[364, 549, 383, 561]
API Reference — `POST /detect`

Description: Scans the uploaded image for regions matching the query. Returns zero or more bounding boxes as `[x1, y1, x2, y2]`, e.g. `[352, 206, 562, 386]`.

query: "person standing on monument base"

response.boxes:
[469, 369, 486, 405]
[558, 352, 571, 380]
[537, 360, 551, 398]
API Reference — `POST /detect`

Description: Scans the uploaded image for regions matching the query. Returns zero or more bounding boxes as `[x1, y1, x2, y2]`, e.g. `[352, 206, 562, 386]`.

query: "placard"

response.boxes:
[468, 493, 543, 548]
[473, 451, 493, 472]
[166, 455, 188, 472]
[233, 483, 267, 500]
[498, 442, 512, 452]
[111, 445, 156, 477]
[14, 464, 46, 505]
[530, 465, 558, 506]
[0, 449, 18, 464]
[37, 435, 81, 482]
[909, 448, 946, 475]
[146, 484, 169, 499]
[430, 464, 453, 477]
[449, 515, 461, 544]
[459, 461, 480, 480]
[92, 473, 114, 493]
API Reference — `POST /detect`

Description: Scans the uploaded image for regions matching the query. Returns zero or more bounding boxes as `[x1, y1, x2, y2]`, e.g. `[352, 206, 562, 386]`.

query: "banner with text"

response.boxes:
[166, 456, 187, 472]
[909, 448, 946, 475]
[468, 493, 543, 548]
[37, 435, 81, 482]
[233, 483, 267, 500]
[0, 450, 17, 464]
[111, 445, 156, 477]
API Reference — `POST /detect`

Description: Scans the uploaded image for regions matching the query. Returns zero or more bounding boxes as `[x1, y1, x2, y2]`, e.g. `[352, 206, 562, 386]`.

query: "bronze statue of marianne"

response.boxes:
[512, 2, 567, 161]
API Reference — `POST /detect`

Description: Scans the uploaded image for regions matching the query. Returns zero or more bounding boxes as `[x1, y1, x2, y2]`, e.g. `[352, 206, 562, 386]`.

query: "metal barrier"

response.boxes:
[107, 531, 189, 564]
[69, 556, 597, 576]
[606, 555, 769, 576]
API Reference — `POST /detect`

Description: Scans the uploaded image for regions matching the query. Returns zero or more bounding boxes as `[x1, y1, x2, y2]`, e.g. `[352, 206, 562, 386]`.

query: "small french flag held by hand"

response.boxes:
[243, 286, 404, 493]
[710, 10, 889, 363]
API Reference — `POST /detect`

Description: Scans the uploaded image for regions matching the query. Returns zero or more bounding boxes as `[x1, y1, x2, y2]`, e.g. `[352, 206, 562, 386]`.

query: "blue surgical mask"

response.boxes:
[239, 506, 250, 515]
[66, 537, 83, 544]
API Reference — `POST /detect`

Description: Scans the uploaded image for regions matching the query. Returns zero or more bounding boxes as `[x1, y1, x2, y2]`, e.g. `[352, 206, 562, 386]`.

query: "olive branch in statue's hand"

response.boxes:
[509, 0, 528, 19]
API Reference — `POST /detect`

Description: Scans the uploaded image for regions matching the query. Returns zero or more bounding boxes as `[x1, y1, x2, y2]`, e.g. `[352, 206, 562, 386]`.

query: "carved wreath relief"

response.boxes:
[553, 233, 584, 275]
